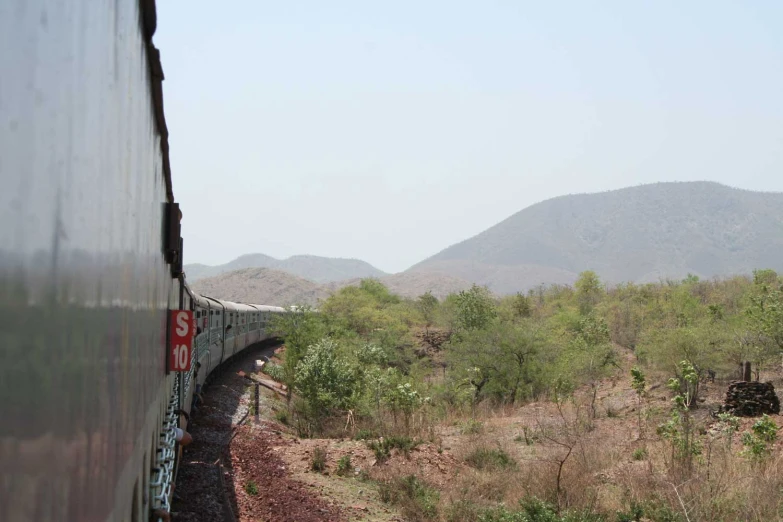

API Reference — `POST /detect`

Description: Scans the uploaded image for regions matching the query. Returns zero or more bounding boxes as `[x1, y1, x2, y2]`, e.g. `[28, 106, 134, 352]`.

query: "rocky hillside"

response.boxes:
[189, 268, 475, 307]
[409, 182, 783, 294]
[185, 254, 386, 283]
[327, 271, 474, 300]
[189, 268, 331, 306]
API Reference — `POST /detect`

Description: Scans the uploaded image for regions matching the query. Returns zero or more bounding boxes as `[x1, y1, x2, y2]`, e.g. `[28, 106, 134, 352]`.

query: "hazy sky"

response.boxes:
[156, 1, 783, 273]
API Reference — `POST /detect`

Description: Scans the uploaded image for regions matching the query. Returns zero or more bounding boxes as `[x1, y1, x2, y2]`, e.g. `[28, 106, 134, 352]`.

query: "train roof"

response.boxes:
[254, 305, 286, 312]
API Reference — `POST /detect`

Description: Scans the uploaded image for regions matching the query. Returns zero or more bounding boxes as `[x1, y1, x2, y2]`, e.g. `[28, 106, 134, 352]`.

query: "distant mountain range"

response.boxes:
[186, 182, 783, 301]
[410, 181, 783, 293]
[185, 254, 387, 283]
[190, 267, 473, 306]
[190, 268, 332, 306]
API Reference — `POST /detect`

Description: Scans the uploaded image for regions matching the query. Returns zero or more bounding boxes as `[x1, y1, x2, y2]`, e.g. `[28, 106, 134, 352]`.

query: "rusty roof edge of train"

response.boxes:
[140, 0, 174, 204]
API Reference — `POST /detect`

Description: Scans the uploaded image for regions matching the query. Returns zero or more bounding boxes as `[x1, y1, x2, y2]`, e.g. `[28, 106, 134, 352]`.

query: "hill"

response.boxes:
[410, 182, 783, 294]
[189, 267, 331, 307]
[191, 267, 475, 307]
[327, 271, 475, 300]
[185, 254, 386, 283]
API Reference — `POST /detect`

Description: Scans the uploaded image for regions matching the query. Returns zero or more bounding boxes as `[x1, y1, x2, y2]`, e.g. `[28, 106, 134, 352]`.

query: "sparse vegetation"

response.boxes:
[379, 475, 439, 521]
[310, 446, 327, 472]
[741, 414, 778, 461]
[367, 435, 420, 462]
[274, 409, 288, 425]
[244, 480, 259, 496]
[461, 418, 484, 435]
[265, 269, 783, 521]
[631, 447, 647, 461]
[464, 446, 516, 471]
[336, 455, 352, 476]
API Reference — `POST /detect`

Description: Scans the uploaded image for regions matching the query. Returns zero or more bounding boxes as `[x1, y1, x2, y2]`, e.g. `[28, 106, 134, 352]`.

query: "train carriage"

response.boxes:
[0, 1, 290, 521]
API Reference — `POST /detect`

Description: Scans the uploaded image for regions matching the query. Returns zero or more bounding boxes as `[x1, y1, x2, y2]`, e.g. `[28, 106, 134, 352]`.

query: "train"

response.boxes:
[0, 1, 288, 521]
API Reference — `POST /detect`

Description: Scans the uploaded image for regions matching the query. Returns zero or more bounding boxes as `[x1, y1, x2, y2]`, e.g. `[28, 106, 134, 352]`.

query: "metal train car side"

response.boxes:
[0, 1, 287, 521]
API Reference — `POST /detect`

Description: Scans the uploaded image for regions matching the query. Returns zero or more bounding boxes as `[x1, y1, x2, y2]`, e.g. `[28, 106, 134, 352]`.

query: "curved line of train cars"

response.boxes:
[0, 1, 288, 521]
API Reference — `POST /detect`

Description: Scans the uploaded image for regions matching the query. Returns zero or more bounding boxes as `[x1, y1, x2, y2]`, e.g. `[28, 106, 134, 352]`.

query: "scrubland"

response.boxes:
[260, 270, 783, 521]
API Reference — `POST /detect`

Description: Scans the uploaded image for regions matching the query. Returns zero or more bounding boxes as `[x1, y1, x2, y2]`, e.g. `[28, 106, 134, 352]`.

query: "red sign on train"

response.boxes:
[170, 310, 194, 372]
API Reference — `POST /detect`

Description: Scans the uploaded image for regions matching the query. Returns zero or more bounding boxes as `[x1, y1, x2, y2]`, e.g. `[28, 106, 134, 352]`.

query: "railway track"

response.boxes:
[171, 341, 281, 521]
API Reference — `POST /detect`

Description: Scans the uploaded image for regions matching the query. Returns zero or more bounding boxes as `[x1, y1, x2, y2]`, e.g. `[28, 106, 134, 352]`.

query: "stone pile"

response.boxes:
[721, 381, 781, 417]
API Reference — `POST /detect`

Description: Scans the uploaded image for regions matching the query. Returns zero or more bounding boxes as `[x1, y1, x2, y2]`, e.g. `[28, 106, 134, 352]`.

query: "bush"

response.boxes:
[615, 501, 644, 522]
[473, 497, 605, 522]
[263, 361, 285, 382]
[294, 338, 359, 426]
[446, 499, 482, 522]
[464, 447, 516, 471]
[631, 448, 647, 461]
[379, 475, 439, 521]
[354, 428, 377, 440]
[616, 500, 682, 522]
[337, 455, 352, 476]
[741, 414, 778, 460]
[368, 436, 420, 462]
[461, 418, 484, 435]
[310, 446, 327, 472]
[274, 409, 289, 425]
[244, 480, 259, 496]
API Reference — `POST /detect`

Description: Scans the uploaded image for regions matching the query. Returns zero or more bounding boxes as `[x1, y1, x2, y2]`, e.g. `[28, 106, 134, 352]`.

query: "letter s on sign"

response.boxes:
[176, 311, 189, 337]
[169, 310, 193, 372]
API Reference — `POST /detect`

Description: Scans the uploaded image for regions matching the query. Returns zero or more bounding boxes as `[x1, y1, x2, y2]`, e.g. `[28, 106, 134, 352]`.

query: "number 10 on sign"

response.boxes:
[170, 310, 194, 372]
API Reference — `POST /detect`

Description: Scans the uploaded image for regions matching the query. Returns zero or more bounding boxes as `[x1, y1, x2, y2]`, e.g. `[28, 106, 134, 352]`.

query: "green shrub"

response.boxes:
[294, 338, 359, 420]
[445, 499, 482, 522]
[274, 409, 289, 425]
[263, 361, 285, 382]
[310, 446, 327, 472]
[461, 418, 485, 434]
[337, 455, 352, 476]
[631, 448, 647, 461]
[367, 436, 420, 462]
[473, 497, 605, 522]
[379, 475, 439, 521]
[741, 414, 778, 460]
[464, 447, 516, 471]
[244, 480, 259, 496]
[615, 501, 644, 521]
[354, 428, 376, 440]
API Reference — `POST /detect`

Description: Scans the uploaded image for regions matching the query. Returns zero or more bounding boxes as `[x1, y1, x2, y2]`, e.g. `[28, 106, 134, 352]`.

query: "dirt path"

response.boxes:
[171, 341, 344, 522]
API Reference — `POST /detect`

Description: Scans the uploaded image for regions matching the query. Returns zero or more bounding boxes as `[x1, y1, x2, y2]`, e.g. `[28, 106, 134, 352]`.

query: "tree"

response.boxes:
[454, 284, 497, 331]
[657, 361, 701, 474]
[752, 269, 779, 287]
[447, 320, 547, 404]
[512, 292, 532, 318]
[359, 278, 401, 305]
[638, 325, 720, 391]
[416, 292, 438, 331]
[745, 282, 783, 351]
[575, 271, 603, 315]
[269, 305, 326, 397]
[565, 313, 615, 418]
[294, 338, 359, 424]
[630, 366, 647, 438]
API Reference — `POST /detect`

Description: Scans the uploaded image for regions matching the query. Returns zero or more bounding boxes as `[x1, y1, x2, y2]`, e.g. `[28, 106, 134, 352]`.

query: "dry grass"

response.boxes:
[429, 372, 783, 521]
